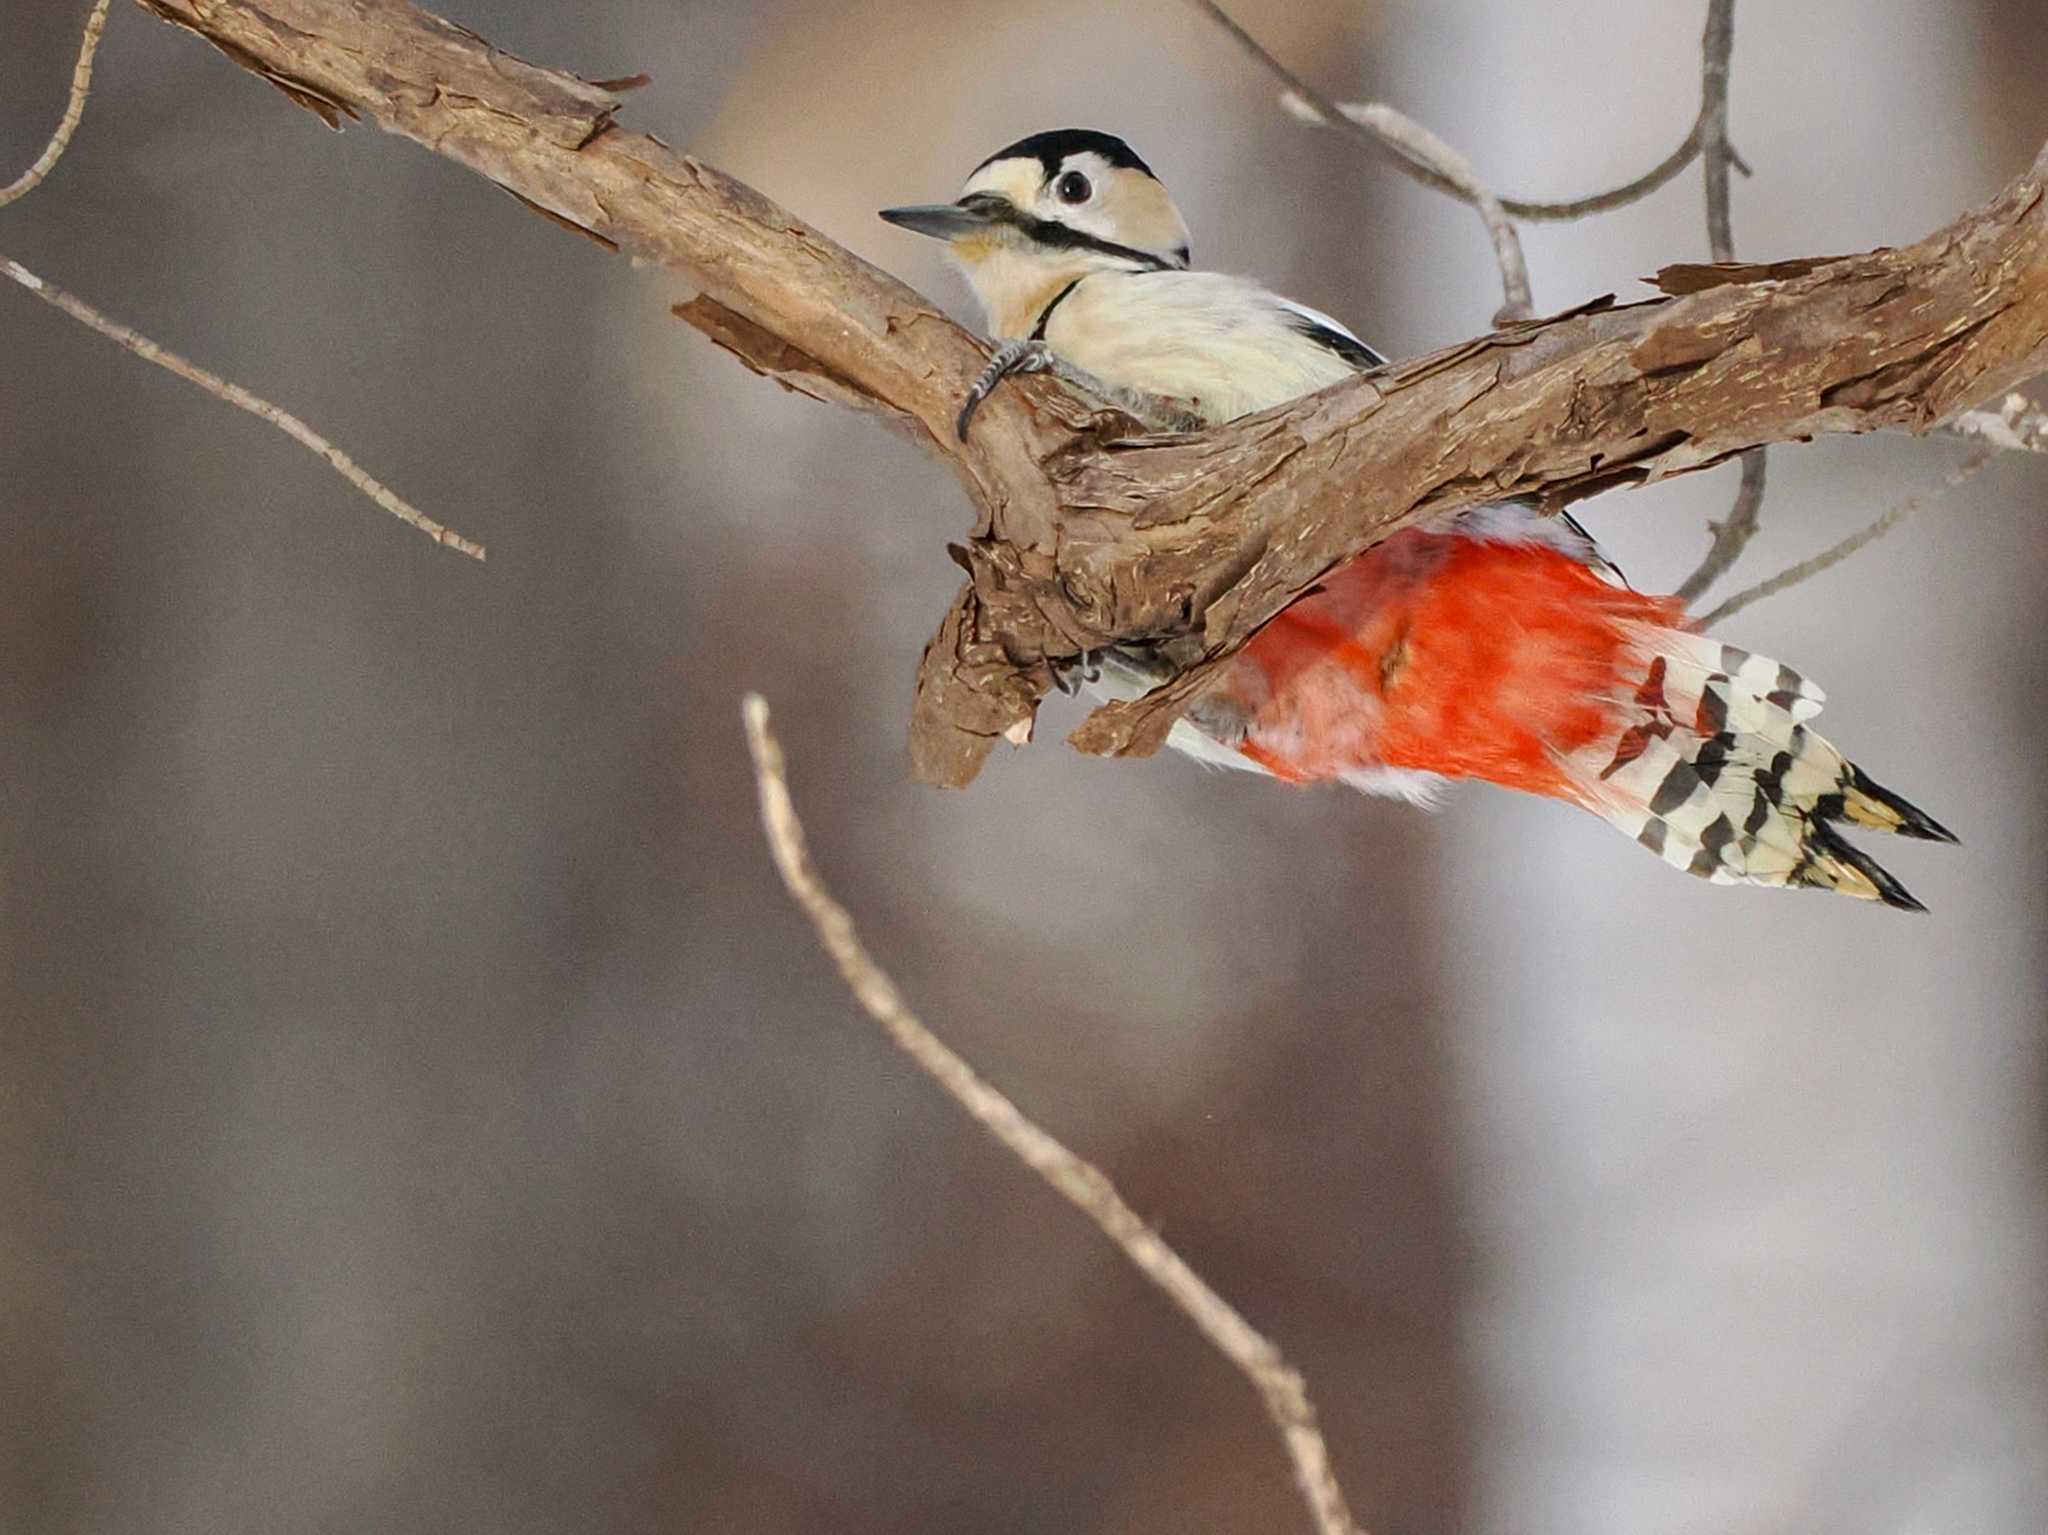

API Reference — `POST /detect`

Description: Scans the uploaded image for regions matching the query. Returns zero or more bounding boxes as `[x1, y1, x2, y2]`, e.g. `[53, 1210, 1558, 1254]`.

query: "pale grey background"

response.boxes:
[2, 1, 2043, 1531]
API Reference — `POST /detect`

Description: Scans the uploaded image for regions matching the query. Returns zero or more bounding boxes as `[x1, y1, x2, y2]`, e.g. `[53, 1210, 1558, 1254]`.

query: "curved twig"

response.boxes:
[1190, 0, 1532, 320]
[1694, 450, 1995, 628]
[1675, 448, 1766, 604]
[0, 0, 112, 208]
[3, 259, 486, 560]
[741, 694, 1366, 1535]
[4, 0, 482, 559]
[1278, 92, 1531, 322]
[1511, 122, 1711, 222]
[1185, 0, 1732, 225]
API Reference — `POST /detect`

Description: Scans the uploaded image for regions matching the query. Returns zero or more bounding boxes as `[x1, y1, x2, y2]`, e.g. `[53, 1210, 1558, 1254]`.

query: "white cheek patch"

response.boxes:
[1037, 154, 1189, 260]
[960, 159, 1044, 208]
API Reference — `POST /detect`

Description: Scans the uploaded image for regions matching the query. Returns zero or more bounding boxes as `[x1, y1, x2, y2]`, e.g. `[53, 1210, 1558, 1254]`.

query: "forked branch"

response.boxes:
[1186, 0, 1738, 224]
[121, 0, 2048, 787]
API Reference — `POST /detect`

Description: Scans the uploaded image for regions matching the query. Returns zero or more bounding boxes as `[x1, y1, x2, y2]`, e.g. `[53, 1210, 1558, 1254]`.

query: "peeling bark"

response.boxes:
[135, 0, 2048, 784]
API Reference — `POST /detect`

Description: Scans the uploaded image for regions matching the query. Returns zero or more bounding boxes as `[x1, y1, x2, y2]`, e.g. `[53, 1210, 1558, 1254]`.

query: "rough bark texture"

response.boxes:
[137, 0, 2048, 786]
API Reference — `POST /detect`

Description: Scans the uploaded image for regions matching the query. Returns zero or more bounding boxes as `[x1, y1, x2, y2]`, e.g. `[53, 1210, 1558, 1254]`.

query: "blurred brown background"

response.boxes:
[2, 1, 2044, 1531]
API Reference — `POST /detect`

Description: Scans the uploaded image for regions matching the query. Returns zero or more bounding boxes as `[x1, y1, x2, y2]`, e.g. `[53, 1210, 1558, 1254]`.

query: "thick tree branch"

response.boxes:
[132, 0, 2048, 785]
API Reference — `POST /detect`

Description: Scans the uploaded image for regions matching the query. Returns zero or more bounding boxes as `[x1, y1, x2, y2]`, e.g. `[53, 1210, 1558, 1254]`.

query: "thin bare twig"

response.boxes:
[740, 693, 1365, 1535]
[1224, 0, 1771, 608]
[1676, 450, 1767, 605]
[3, 260, 486, 560]
[1511, 122, 1718, 222]
[1185, 0, 1727, 224]
[0, 0, 112, 209]
[1948, 391, 2048, 454]
[1694, 449, 1994, 627]
[2, 3, 480, 559]
[1700, 0, 1740, 262]
[1277, 92, 1531, 322]
[1675, 0, 1769, 607]
[1186, 0, 1530, 320]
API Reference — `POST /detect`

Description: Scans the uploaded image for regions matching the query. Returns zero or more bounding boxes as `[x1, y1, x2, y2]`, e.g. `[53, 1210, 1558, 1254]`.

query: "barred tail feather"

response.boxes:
[1569, 628, 1955, 910]
[1841, 763, 1960, 843]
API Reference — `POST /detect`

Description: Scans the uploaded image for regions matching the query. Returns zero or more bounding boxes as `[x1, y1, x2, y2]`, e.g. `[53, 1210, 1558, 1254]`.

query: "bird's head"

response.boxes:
[880, 129, 1191, 336]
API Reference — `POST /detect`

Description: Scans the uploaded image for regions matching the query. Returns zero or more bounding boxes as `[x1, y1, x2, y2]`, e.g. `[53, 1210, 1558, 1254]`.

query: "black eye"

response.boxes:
[1055, 170, 1092, 204]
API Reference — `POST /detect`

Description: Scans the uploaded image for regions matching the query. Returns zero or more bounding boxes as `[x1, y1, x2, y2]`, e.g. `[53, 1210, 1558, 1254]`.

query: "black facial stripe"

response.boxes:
[974, 129, 1156, 180]
[1028, 220, 1177, 269]
[956, 194, 1177, 271]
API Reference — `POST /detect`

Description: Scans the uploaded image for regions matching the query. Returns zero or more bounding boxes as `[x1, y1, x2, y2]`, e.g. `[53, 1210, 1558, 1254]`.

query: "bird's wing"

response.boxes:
[1270, 297, 1387, 369]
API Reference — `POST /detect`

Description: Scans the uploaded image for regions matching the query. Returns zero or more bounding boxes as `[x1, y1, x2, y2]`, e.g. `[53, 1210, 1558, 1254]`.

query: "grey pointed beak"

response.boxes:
[878, 200, 1000, 241]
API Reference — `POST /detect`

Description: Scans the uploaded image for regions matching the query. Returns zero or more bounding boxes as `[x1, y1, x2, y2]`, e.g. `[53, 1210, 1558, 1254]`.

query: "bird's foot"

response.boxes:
[957, 339, 1057, 440]
[957, 341, 1199, 439]
[1047, 648, 1105, 696]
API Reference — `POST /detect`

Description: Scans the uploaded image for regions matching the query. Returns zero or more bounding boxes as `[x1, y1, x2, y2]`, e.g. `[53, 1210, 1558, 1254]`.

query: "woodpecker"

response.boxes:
[881, 129, 1955, 908]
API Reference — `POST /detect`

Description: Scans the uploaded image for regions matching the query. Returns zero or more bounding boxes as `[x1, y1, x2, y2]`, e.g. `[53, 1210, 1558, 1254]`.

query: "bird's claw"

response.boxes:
[1048, 648, 1104, 696]
[956, 339, 1057, 440]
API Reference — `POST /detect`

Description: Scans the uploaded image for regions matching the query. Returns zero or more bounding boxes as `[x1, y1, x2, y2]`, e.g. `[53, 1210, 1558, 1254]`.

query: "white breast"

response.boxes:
[1041, 271, 1369, 423]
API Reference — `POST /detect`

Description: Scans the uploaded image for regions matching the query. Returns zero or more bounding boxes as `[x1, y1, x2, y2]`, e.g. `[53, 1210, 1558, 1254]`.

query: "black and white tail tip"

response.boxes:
[1585, 634, 1957, 911]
